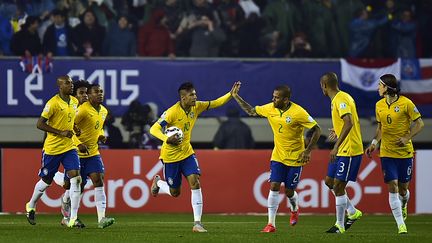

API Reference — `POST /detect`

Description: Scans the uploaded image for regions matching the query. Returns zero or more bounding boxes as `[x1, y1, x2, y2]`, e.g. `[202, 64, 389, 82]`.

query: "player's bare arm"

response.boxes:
[300, 125, 322, 163]
[365, 122, 382, 158]
[330, 113, 353, 161]
[396, 117, 424, 147]
[37, 117, 73, 138]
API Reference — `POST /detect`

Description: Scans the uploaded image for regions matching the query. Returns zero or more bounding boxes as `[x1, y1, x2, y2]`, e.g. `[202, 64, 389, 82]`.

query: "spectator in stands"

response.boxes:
[333, 0, 364, 56]
[25, 0, 55, 21]
[0, 15, 13, 55]
[103, 15, 136, 56]
[213, 106, 254, 149]
[10, 16, 42, 56]
[217, 0, 246, 57]
[349, 8, 389, 57]
[288, 32, 312, 58]
[260, 32, 284, 58]
[104, 110, 124, 149]
[138, 9, 175, 57]
[238, 12, 265, 57]
[72, 9, 105, 58]
[43, 9, 75, 57]
[55, 0, 86, 28]
[262, 0, 302, 53]
[189, 14, 226, 57]
[391, 9, 417, 58]
[87, 0, 116, 29]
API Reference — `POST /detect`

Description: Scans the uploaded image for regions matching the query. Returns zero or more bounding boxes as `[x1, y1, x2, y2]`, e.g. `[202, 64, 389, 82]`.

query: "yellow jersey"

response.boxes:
[331, 91, 363, 156]
[376, 96, 421, 158]
[41, 95, 79, 155]
[255, 102, 318, 166]
[151, 93, 231, 163]
[74, 101, 108, 158]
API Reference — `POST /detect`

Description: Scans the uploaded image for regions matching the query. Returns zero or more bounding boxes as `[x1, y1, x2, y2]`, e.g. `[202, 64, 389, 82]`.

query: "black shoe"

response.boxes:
[325, 224, 345, 234]
[25, 202, 36, 225]
[72, 218, 86, 228]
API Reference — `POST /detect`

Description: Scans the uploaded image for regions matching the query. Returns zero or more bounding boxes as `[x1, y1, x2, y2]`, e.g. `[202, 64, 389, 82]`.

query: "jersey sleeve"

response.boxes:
[195, 101, 211, 115]
[336, 96, 352, 118]
[375, 103, 381, 123]
[41, 99, 55, 119]
[157, 109, 175, 128]
[74, 106, 85, 125]
[255, 104, 269, 117]
[297, 108, 318, 129]
[406, 99, 421, 121]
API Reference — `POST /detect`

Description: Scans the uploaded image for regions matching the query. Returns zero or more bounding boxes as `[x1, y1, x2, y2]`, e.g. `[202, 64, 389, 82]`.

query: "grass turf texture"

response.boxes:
[0, 214, 431, 242]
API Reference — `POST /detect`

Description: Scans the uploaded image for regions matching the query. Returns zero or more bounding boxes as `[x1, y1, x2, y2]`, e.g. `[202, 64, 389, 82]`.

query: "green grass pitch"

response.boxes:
[0, 214, 431, 242]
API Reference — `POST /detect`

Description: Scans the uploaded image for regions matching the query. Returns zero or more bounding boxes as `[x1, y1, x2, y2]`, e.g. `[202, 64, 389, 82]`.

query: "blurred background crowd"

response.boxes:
[1, 0, 431, 59]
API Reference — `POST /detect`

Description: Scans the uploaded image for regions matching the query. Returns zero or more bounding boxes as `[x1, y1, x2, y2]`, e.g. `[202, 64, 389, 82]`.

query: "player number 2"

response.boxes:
[293, 173, 299, 183]
[278, 124, 283, 133]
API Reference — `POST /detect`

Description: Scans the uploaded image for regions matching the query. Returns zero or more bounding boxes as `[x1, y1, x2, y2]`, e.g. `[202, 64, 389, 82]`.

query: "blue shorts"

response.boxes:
[39, 149, 80, 178]
[327, 155, 362, 182]
[380, 157, 413, 183]
[162, 154, 201, 189]
[269, 161, 303, 189]
[80, 155, 105, 178]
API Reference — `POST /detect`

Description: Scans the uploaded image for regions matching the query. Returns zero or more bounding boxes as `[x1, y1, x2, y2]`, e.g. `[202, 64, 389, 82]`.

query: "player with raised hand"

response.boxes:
[365, 74, 424, 234]
[231, 81, 321, 233]
[149, 81, 239, 233]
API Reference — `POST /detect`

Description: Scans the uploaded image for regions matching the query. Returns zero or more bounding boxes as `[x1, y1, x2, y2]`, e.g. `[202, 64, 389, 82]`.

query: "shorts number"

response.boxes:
[407, 166, 412, 176]
[293, 173, 299, 183]
[386, 114, 392, 124]
[338, 162, 345, 173]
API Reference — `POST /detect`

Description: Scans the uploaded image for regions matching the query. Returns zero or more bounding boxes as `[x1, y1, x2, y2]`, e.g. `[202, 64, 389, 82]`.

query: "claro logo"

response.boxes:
[253, 160, 382, 208]
[41, 156, 162, 209]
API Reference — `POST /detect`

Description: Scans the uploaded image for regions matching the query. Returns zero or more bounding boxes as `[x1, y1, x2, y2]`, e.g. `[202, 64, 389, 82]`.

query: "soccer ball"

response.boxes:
[165, 126, 184, 141]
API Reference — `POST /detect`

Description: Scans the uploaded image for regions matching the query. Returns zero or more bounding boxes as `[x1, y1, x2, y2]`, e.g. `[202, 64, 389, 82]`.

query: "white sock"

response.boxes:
[399, 190, 410, 209]
[288, 191, 299, 212]
[69, 176, 82, 220]
[53, 172, 65, 187]
[157, 180, 172, 196]
[389, 192, 404, 227]
[267, 190, 279, 226]
[95, 186, 106, 222]
[345, 193, 357, 215]
[191, 188, 203, 222]
[335, 195, 347, 228]
[62, 190, 70, 203]
[28, 179, 50, 208]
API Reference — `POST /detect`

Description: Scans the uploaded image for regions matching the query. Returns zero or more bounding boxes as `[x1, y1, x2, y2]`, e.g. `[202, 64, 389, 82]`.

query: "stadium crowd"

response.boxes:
[1, 0, 431, 58]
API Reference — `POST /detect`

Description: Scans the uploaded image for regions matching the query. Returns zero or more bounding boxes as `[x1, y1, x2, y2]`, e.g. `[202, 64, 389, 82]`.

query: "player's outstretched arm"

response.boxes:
[231, 82, 259, 117]
[207, 81, 241, 110]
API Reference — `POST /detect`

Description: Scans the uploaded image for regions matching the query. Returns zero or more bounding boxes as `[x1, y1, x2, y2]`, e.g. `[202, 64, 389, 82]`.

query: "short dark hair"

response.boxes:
[88, 83, 101, 93]
[380, 74, 400, 95]
[275, 85, 291, 99]
[178, 82, 195, 94]
[73, 80, 90, 96]
[321, 72, 338, 88]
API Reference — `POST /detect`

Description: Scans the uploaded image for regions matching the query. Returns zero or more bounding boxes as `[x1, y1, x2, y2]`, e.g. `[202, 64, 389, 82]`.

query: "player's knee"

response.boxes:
[92, 178, 104, 187]
[325, 180, 333, 190]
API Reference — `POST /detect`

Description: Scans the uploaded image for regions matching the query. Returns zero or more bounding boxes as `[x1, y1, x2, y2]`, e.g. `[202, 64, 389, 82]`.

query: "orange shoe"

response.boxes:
[261, 224, 276, 233]
[290, 209, 299, 226]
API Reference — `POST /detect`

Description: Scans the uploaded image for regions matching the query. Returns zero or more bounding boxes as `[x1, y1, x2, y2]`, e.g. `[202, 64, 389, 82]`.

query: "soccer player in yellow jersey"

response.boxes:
[25, 76, 83, 228]
[365, 74, 424, 234]
[150, 82, 238, 233]
[231, 83, 321, 233]
[320, 72, 363, 234]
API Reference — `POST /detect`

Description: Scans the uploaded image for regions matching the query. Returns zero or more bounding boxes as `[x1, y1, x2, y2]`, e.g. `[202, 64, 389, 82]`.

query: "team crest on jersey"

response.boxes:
[167, 177, 174, 186]
[339, 103, 347, 109]
[189, 111, 195, 119]
[394, 106, 400, 112]
[414, 106, 419, 113]
[285, 116, 291, 124]
[43, 104, 50, 113]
